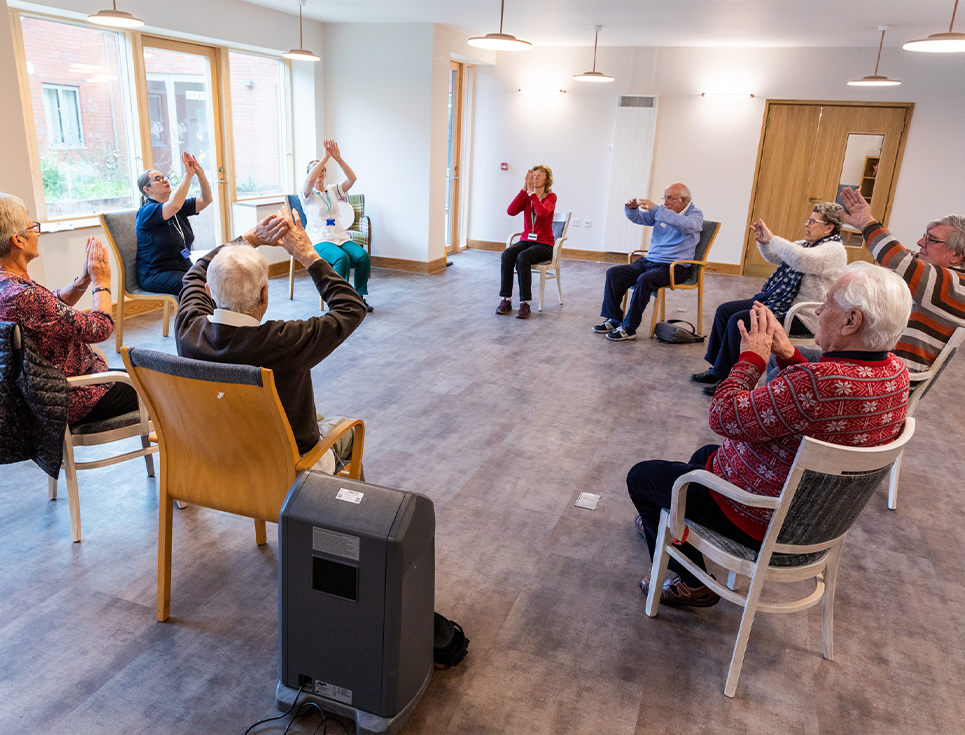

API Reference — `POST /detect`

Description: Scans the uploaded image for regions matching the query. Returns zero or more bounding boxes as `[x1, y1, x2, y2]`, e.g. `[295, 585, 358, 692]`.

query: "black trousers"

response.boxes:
[626, 445, 762, 587]
[139, 269, 186, 297]
[703, 298, 808, 379]
[500, 240, 553, 302]
[77, 381, 139, 424]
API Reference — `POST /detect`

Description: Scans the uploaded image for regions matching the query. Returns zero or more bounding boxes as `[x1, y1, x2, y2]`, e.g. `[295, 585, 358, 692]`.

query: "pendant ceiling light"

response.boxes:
[904, 0, 965, 52]
[572, 26, 614, 82]
[88, 1, 144, 28]
[283, 0, 320, 62]
[849, 26, 901, 86]
[468, 0, 532, 51]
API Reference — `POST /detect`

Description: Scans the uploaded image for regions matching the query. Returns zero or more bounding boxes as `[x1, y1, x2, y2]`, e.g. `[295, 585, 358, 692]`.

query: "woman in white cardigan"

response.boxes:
[691, 201, 847, 395]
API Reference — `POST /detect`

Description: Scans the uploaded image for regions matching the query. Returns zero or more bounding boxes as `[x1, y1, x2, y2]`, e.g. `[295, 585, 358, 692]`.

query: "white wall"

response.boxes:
[469, 43, 965, 265]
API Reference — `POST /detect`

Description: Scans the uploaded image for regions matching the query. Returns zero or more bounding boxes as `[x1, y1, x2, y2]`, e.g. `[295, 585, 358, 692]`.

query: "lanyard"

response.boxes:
[170, 213, 185, 244]
[316, 188, 333, 213]
[529, 195, 539, 231]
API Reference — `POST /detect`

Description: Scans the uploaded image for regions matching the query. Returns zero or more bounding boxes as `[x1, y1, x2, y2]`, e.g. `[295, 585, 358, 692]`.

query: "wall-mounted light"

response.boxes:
[468, 0, 532, 50]
[518, 89, 567, 94]
[849, 26, 901, 86]
[572, 26, 614, 82]
[283, 0, 320, 62]
[88, 1, 143, 28]
[904, 0, 965, 52]
[701, 92, 755, 98]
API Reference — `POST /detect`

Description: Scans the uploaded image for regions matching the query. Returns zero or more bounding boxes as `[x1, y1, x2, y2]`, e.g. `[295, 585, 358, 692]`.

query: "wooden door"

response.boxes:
[742, 101, 913, 277]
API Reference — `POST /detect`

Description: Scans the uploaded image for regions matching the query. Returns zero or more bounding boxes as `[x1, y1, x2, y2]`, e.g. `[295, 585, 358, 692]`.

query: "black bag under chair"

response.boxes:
[654, 319, 705, 344]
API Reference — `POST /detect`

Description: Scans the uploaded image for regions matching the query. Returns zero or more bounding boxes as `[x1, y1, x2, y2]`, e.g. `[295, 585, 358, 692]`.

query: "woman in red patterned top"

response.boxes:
[0, 193, 138, 424]
[627, 262, 912, 608]
[497, 165, 557, 319]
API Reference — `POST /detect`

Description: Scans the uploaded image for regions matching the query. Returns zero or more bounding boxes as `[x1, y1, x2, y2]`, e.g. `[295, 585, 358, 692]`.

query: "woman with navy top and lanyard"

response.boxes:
[135, 151, 212, 297]
[300, 139, 373, 312]
[497, 165, 556, 319]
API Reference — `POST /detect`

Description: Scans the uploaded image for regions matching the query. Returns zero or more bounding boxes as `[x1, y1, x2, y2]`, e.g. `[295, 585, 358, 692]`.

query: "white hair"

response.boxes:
[834, 261, 912, 351]
[0, 192, 32, 257]
[207, 245, 268, 315]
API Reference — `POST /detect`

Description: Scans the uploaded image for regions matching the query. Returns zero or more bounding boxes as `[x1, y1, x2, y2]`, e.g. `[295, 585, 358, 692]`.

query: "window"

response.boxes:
[42, 84, 84, 149]
[228, 51, 289, 197]
[20, 16, 138, 219]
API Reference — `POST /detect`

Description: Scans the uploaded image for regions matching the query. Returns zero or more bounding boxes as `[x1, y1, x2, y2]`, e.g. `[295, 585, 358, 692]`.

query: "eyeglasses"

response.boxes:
[922, 232, 948, 245]
[805, 218, 828, 226]
[663, 195, 682, 201]
[150, 175, 168, 183]
[22, 221, 41, 235]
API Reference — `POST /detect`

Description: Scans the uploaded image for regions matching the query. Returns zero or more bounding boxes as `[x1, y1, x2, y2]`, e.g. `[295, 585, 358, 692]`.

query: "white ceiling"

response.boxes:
[236, 0, 960, 49]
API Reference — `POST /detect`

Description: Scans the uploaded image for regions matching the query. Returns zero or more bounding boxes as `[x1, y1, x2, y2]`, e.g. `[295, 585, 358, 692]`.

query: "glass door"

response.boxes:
[138, 38, 228, 249]
[445, 61, 465, 253]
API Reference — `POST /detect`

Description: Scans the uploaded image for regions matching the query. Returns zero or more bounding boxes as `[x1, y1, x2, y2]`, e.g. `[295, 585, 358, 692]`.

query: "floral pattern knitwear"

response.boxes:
[706, 349, 909, 540]
[0, 274, 114, 423]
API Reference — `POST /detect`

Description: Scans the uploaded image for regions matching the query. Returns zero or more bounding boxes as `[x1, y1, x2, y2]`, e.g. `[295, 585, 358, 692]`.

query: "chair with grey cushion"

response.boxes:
[506, 210, 571, 311]
[645, 419, 915, 697]
[100, 211, 178, 352]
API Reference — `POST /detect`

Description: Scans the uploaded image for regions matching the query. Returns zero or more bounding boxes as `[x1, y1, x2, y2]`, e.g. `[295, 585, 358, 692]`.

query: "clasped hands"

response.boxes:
[242, 208, 318, 263]
[736, 302, 796, 363]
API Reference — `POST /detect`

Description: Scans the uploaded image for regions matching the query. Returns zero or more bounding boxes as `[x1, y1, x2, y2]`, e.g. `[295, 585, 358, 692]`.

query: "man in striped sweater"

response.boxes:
[840, 187, 965, 372]
[627, 263, 913, 607]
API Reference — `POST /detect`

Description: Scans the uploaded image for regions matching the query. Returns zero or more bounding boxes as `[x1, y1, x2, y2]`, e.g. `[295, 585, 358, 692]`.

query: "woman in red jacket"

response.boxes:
[497, 165, 556, 319]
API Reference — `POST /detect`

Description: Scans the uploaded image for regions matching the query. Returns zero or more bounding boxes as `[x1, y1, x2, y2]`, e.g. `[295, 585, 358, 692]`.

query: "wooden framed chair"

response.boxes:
[3, 323, 157, 542]
[505, 211, 571, 311]
[121, 347, 364, 622]
[99, 211, 178, 352]
[624, 219, 721, 336]
[645, 419, 915, 697]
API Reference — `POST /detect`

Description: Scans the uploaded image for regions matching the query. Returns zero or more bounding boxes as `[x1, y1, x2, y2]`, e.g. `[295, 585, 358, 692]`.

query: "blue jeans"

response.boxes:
[601, 259, 690, 335]
[314, 240, 371, 296]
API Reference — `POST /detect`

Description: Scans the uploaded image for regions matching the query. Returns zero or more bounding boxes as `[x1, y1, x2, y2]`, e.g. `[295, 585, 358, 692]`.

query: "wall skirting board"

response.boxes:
[467, 240, 741, 273]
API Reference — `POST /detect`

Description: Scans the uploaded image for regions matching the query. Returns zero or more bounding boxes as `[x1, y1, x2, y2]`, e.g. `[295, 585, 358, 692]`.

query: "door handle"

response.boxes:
[216, 179, 227, 184]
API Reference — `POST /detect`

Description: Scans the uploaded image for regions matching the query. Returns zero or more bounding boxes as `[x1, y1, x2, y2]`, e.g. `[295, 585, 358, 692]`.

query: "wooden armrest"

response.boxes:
[67, 370, 135, 388]
[295, 418, 366, 480]
[506, 232, 523, 248]
[667, 258, 708, 288]
[668, 469, 780, 541]
[627, 249, 648, 264]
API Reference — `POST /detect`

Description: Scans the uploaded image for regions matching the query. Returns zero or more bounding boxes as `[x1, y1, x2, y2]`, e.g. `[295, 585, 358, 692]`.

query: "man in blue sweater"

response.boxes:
[594, 183, 704, 341]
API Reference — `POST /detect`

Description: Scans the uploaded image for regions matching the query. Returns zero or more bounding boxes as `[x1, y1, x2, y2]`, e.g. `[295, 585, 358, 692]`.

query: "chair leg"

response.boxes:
[645, 510, 673, 617]
[141, 438, 156, 477]
[48, 473, 58, 500]
[115, 297, 125, 352]
[821, 544, 844, 661]
[659, 289, 666, 321]
[723, 572, 766, 697]
[289, 256, 295, 300]
[649, 289, 662, 337]
[887, 452, 902, 510]
[538, 270, 546, 312]
[62, 435, 82, 543]
[254, 519, 267, 545]
[556, 269, 563, 304]
[158, 492, 174, 622]
[162, 300, 170, 338]
[696, 285, 704, 334]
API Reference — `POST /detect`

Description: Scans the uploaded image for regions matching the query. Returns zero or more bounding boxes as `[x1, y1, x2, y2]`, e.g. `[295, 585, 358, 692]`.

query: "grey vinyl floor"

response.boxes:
[3, 249, 965, 735]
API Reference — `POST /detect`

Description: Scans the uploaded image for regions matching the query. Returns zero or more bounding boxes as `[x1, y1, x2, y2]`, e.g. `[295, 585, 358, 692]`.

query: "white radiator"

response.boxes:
[604, 95, 658, 254]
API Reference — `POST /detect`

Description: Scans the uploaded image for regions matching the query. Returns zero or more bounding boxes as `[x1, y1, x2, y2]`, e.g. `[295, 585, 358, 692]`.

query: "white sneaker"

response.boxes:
[606, 326, 636, 341]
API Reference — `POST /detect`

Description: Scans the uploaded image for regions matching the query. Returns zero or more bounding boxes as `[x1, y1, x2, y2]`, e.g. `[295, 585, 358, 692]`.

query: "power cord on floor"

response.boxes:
[243, 683, 307, 735]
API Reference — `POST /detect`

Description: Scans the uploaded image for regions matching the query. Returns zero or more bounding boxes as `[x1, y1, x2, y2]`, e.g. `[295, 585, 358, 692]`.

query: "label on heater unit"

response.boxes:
[314, 679, 353, 705]
[312, 527, 360, 561]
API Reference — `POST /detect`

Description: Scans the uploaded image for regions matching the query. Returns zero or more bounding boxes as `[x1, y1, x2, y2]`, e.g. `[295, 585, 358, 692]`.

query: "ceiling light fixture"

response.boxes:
[572, 26, 614, 82]
[283, 0, 320, 62]
[518, 88, 567, 94]
[850, 26, 901, 86]
[468, 0, 532, 51]
[88, 1, 144, 28]
[701, 92, 755, 98]
[904, 0, 965, 52]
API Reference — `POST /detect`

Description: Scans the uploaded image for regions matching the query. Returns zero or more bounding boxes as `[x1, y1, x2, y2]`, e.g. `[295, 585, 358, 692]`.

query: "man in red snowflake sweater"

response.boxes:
[628, 262, 913, 607]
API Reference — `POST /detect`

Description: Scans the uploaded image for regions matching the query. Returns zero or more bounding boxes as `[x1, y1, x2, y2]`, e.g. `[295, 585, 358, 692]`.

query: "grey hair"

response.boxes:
[927, 214, 965, 264]
[672, 183, 692, 202]
[834, 261, 912, 351]
[812, 201, 845, 236]
[207, 244, 269, 315]
[137, 170, 156, 206]
[0, 192, 32, 258]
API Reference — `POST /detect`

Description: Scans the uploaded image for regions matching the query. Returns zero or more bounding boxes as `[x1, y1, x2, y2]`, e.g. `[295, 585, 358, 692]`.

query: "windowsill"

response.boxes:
[234, 194, 287, 205]
[40, 217, 101, 233]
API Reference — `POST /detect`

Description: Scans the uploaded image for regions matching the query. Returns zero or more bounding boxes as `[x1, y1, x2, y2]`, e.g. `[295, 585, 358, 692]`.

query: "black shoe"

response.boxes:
[690, 369, 720, 384]
[592, 318, 618, 334]
[363, 299, 374, 313]
[702, 382, 722, 396]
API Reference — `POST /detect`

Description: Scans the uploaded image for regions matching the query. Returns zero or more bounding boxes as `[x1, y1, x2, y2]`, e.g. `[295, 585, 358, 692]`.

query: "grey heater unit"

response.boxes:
[276, 471, 435, 735]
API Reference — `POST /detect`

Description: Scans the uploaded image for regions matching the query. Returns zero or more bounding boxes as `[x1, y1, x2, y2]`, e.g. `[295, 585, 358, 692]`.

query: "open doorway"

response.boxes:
[446, 60, 467, 254]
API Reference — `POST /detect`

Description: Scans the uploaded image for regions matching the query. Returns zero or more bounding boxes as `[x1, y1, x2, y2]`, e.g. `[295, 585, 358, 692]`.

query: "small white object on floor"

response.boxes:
[575, 492, 600, 510]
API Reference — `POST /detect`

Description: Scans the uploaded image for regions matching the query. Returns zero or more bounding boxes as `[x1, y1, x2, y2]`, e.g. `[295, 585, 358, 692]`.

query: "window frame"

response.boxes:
[41, 83, 85, 150]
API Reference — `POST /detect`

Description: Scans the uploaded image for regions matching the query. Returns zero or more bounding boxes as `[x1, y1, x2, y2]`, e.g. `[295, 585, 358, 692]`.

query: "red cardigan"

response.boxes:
[507, 190, 557, 246]
[707, 348, 909, 540]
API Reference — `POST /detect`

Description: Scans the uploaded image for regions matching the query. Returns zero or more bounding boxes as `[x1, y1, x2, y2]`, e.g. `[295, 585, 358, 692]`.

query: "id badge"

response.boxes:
[526, 232, 539, 241]
[180, 247, 191, 259]
[326, 218, 336, 227]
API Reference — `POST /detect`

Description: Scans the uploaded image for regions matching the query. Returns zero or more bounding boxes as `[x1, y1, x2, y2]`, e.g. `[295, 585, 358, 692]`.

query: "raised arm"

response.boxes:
[654, 204, 703, 233]
[302, 154, 331, 199]
[184, 153, 213, 214]
[161, 152, 195, 220]
[324, 139, 357, 194]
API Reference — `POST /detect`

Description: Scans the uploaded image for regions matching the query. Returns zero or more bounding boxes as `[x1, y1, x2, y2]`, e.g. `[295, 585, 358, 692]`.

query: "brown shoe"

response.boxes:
[640, 572, 720, 608]
[496, 298, 512, 316]
[516, 302, 531, 319]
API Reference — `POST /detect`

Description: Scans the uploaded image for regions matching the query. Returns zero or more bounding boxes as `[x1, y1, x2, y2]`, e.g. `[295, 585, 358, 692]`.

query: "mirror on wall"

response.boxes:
[836, 133, 885, 209]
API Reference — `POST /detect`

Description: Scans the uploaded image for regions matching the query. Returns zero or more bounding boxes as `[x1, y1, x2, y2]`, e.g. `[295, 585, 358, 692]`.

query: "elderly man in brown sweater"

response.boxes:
[175, 210, 366, 473]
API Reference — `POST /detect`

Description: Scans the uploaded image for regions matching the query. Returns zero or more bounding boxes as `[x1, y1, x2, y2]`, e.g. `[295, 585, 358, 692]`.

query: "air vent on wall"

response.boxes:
[618, 95, 655, 108]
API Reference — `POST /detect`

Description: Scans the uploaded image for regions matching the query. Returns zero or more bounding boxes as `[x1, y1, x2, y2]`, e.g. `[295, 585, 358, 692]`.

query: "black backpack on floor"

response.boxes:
[654, 319, 705, 343]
